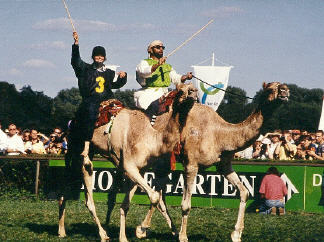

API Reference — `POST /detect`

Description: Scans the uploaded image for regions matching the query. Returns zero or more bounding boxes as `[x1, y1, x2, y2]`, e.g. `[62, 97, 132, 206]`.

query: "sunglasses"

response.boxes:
[153, 45, 165, 50]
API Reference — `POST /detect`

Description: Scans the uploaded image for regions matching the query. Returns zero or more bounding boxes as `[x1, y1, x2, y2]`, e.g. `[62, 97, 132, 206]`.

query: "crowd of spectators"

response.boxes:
[1, 121, 323, 161]
[0, 121, 67, 156]
[235, 129, 324, 161]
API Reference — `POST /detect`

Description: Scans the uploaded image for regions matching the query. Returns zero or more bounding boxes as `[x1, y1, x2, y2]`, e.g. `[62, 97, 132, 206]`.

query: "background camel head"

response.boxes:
[175, 82, 198, 103]
[262, 82, 290, 102]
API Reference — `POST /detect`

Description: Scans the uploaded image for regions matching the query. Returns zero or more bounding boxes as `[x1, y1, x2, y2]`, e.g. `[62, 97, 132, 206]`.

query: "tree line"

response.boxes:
[0, 81, 323, 134]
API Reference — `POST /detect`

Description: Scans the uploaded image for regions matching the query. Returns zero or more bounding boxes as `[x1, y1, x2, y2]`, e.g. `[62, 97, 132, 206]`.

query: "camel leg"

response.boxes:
[119, 184, 138, 242]
[136, 204, 156, 239]
[226, 172, 249, 242]
[179, 164, 198, 242]
[124, 164, 160, 205]
[105, 170, 123, 225]
[136, 190, 177, 239]
[82, 158, 110, 242]
[58, 196, 67, 238]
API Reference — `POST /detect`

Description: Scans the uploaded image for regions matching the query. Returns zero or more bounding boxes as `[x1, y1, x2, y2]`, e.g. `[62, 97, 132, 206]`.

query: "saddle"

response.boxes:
[157, 90, 178, 115]
[95, 99, 124, 128]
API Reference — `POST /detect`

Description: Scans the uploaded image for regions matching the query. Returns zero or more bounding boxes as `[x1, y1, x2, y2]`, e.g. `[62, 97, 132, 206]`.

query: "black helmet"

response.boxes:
[92, 46, 106, 58]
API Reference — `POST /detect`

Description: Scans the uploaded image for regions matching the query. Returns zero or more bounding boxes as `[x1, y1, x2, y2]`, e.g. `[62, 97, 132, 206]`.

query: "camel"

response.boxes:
[58, 83, 198, 242]
[134, 82, 290, 242]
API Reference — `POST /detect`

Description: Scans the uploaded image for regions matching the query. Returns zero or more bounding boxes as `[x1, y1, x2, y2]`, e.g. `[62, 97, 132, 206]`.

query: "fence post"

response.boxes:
[35, 160, 40, 197]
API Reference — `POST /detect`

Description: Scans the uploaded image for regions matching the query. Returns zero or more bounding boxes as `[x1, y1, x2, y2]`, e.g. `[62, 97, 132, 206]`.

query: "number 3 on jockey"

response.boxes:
[95, 76, 105, 93]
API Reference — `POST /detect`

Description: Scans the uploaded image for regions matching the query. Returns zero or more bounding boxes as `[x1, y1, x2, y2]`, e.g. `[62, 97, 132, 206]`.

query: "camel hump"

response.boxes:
[95, 99, 124, 128]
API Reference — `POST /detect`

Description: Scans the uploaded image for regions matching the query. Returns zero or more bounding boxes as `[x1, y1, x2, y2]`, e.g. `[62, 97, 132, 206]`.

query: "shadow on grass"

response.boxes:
[24, 222, 207, 241]
[25, 222, 99, 239]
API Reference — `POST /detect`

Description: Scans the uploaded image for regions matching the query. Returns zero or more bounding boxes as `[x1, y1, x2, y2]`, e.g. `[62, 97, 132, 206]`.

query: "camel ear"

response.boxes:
[262, 82, 267, 89]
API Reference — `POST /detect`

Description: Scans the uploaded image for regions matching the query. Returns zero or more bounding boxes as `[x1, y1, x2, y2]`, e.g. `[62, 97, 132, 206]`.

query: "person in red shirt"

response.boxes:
[259, 166, 288, 215]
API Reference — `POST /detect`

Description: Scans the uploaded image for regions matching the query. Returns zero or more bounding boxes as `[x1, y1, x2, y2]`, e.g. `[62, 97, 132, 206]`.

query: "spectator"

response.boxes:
[0, 121, 8, 155]
[53, 127, 68, 152]
[279, 131, 297, 160]
[295, 135, 317, 160]
[252, 137, 267, 159]
[6, 124, 25, 155]
[301, 130, 308, 136]
[24, 129, 46, 154]
[291, 130, 301, 145]
[264, 132, 281, 160]
[22, 129, 30, 143]
[259, 167, 288, 215]
[38, 131, 49, 145]
[310, 133, 317, 147]
[53, 127, 63, 141]
[235, 145, 253, 159]
[22, 129, 32, 154]
[307, 130, 324, 160]
[46, 133, 61, 154]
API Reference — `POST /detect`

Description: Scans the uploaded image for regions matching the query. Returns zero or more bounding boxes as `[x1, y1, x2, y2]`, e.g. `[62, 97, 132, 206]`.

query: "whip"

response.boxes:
[62, 0, 76, 32]
[166, 19, 214, 58]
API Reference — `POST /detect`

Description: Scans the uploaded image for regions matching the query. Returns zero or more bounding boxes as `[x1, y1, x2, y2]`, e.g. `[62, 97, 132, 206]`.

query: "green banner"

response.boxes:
[49, 160, 324, 213]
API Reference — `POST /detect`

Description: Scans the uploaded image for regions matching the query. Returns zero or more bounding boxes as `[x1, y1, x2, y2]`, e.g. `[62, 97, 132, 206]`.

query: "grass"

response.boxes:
[0, 195, 324, 241]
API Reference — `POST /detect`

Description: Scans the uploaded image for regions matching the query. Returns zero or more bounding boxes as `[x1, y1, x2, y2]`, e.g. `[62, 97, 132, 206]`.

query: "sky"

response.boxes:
[0, 0, 323, 98]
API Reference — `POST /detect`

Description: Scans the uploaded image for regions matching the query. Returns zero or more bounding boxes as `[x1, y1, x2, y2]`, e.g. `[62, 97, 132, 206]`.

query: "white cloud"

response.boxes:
[33, 17, 117, 32]
[23, 59, 56, 68]
[201, 6, 243, 18]
[31, 41, 67, 50]
[32, 18, 154, 32]
[171, 23, 198, 34]
[8, 68, 23, 76]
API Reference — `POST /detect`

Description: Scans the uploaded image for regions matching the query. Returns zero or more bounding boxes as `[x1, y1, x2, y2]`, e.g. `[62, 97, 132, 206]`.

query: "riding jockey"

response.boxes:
[71, 31, 127, 159]
[134, 40, 192, 117]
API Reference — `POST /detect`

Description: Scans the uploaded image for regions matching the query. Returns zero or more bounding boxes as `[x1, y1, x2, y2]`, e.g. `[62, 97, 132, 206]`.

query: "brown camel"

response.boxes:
[135, 82, 290, 242]
[58, 83, 198, 242]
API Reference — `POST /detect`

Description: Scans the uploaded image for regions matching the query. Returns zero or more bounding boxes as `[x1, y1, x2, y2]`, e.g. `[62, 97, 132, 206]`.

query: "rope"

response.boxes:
[192, 75, 254, 100]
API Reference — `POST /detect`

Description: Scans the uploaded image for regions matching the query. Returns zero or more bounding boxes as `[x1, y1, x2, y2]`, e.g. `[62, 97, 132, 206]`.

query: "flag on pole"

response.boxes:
[192, 65, 233, 111]
[319, 96, 324, 131]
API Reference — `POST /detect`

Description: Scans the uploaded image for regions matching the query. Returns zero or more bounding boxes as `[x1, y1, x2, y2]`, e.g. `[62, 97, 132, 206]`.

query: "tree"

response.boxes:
[114, 89, 136, 109]
[19, 86, 53, 133]
[217, 86, 253, 123]
[51, 87, 81, 131]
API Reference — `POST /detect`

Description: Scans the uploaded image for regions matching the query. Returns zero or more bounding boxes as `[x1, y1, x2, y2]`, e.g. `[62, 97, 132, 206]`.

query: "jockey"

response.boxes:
[71, 31, 127, 159]
[134, 40, 192, 117]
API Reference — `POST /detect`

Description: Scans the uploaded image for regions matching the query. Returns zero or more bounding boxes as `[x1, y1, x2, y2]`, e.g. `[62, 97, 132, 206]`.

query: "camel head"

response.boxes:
[171, 83, 198, 122]
[261, 82, 290, 102]
[175, 82, 198, 103]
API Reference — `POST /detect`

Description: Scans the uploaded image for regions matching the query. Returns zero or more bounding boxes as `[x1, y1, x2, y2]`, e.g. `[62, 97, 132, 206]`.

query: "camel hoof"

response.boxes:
[136, 225, 150, 239]
[99, 229, 110, 242]
[58, 233, 66, 238]
[119, 237, 128, 242]
[179, 236, 188, 242]
[100, 237, 110, 242]
[231, 231, 242, 242]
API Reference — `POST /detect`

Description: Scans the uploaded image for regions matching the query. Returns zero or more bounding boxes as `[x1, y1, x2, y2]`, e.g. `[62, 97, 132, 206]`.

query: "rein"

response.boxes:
[192, 75, 254, 100]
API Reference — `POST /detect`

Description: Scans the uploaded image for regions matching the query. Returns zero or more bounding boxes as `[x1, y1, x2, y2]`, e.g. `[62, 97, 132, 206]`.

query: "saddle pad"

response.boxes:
[95, 99, 124, 128]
